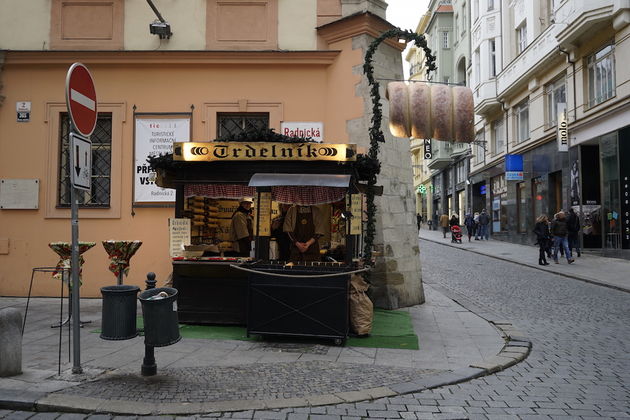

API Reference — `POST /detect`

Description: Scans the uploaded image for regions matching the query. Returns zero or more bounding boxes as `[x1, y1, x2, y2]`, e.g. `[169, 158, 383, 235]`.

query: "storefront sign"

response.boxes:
[135, 117, 190, 203]
[557, 111, 568, 152]
[280, 122, 323, 142]
[423, 139, 433, 159]
[16, 101, 31, 122]
[169, 218, 191, 257]
[174, 142, 356, 162]
[506, 171, 524, 181]
[505, 155, 523, 181]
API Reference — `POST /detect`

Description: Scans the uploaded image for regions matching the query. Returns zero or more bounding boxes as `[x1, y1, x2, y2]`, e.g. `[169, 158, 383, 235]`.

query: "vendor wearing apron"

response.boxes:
[283, 205, 326, 262]
[230, 197, 254, 257]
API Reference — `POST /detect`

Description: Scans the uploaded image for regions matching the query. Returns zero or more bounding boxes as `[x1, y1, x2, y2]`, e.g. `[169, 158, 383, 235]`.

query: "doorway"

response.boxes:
[548, 171, 562, 215]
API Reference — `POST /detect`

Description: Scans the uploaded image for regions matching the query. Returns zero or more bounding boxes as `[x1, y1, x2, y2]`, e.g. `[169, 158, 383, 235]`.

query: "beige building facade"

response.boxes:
[0, 0, 426, 304]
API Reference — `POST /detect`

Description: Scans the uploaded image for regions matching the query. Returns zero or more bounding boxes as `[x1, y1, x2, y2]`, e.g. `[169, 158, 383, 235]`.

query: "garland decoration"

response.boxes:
[361, 28, 436, 267]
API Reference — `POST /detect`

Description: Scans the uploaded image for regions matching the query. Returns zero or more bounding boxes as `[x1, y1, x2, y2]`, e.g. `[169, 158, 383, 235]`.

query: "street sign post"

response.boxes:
[65, 63, 97, 375]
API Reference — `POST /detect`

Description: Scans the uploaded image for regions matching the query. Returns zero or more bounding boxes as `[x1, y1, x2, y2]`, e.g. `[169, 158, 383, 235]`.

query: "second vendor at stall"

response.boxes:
[283, 205, 326, 262]
[230, 197, 254, 257]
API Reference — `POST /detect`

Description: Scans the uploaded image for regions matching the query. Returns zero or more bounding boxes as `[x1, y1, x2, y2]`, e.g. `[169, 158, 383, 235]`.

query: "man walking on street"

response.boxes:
[439, 213, 450, 238]
[477, 209, 490, 240]
[551, 211, 575, 264]
[567, 208, 581, 257]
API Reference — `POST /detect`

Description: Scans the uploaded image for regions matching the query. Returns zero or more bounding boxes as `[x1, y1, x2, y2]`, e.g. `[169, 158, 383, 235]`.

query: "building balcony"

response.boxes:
[426, 141, 453, 170]
[474, 79, 501, 116]
[555, 0, 630, 47]
[496, 24, 563, 98]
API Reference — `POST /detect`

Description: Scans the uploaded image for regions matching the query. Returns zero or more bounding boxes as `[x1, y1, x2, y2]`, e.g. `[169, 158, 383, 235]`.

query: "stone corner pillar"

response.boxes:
[0, 307, 23, 377]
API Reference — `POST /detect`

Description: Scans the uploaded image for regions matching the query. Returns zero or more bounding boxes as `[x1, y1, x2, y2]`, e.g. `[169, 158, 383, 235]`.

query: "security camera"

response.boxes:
[149, 20, 172, 39]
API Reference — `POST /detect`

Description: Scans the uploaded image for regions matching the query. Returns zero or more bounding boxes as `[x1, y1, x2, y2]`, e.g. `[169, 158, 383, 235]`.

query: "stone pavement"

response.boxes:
[0, 280, 524, 416]
[419, 225, 630, 293]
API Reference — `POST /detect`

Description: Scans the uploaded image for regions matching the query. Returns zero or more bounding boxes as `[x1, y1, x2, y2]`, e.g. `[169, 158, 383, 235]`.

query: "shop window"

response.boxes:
[517, 182, 526, 233]
[588, 42, 615, 108]
[58, 113, 112, 208]
[491, 174, 507, 232]
[515, 98, 530, 143]
[545, 76, 566, 128]
[532, 176, 547, 222]
[217, 113, 269, 139]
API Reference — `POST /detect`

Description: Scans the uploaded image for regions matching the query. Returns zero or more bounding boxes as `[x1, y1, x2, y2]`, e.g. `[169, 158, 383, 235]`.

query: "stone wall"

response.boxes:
[348, 34, 425, 309]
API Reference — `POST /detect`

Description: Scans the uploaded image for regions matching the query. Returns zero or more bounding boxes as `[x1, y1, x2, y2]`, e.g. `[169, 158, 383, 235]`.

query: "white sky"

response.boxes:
[385, 0, 431, 77]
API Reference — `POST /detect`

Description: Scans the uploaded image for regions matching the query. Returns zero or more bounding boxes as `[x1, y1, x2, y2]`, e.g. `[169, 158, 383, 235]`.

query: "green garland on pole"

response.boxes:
[361, 28, 436, 267]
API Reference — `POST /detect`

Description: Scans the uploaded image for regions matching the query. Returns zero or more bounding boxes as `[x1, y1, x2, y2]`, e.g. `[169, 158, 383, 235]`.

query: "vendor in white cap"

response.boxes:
[283, 205, 326, 262]
[230, 197, 254, 257]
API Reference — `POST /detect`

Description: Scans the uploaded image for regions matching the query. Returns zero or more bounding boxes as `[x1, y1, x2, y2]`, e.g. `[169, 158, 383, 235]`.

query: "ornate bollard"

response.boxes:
[141, 272, 157, 376]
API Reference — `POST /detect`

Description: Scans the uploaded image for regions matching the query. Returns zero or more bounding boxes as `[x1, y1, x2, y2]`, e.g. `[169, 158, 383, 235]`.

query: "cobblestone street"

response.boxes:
[2, 238, 629, 419]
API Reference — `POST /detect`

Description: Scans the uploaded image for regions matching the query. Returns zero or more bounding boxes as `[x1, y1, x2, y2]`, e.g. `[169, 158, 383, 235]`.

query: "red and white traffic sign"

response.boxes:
[65, 63, 97, 138]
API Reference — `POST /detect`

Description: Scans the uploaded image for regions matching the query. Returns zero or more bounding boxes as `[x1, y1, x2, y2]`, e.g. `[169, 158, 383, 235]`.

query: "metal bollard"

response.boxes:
[141, 272, 157, 376]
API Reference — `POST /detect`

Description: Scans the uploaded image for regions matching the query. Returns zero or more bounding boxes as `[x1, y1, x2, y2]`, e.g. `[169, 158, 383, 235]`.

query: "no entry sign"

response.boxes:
[65, 63, 97, 137]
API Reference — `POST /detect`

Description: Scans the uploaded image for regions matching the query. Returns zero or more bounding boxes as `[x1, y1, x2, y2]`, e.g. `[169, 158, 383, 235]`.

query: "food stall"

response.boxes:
[150, 137, 368, 342]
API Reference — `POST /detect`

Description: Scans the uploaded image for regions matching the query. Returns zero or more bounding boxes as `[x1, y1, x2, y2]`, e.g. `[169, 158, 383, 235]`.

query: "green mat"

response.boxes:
[95, 308, 418, 350]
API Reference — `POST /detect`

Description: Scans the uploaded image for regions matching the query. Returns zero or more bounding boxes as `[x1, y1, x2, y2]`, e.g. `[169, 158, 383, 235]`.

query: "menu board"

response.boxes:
[350, 194, 362, 235]
[169, 218, 191, 257]
[257, 192, 272, 237]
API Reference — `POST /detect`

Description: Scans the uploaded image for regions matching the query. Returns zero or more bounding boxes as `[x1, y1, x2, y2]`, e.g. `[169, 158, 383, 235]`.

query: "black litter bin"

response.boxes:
[139, 287, 181, 347]
[100, 285, 140, 340]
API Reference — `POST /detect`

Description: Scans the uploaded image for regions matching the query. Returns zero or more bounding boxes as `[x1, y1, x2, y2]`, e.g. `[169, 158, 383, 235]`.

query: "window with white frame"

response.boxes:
[588, 42, 616, 107]
[462, 3, 467, 36]
[474, 129, 485, 164]
[456, 160, 466, 184]
[515, 99, 530, 143]
[491, 116, 504, 155]
[489, 39, 496, 77]
[488, 0, 495, 11]
[516, 23, 527, 55]
[455, 14, 459, 42]
[545, 76, 566, 128]
[442, 31, 449, 49]
[473, 0, 479, 21]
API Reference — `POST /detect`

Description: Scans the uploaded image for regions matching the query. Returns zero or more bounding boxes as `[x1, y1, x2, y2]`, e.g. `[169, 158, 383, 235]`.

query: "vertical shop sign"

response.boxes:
[557, 111, 569, 152]
[423, 139, 433, 159]
[134, 117, 190, 204]
[620, 133, 630, 249]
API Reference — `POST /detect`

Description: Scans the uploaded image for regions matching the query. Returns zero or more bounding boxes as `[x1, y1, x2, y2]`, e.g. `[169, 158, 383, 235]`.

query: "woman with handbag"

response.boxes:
[533, 214, 551, 266]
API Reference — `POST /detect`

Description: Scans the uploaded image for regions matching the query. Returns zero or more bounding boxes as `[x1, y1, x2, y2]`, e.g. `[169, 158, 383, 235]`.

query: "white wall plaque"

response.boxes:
[0, 179, 39, 209]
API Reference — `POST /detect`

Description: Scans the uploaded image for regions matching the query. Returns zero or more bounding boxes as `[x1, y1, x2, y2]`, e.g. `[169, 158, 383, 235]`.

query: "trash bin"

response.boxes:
[100, 285, 140, 340]
[138, 287, 181, 347]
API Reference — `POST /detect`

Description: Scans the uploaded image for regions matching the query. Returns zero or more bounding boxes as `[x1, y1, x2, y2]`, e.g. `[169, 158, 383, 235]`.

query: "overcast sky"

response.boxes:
[385, 0, 431, 77]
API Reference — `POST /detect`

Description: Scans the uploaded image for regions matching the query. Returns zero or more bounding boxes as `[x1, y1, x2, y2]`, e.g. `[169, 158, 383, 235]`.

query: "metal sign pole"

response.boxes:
[70, 126, 82, 375]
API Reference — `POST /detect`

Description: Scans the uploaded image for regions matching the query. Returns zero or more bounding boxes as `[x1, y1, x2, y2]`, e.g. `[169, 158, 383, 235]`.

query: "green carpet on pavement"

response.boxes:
[95, 308, 418, 350]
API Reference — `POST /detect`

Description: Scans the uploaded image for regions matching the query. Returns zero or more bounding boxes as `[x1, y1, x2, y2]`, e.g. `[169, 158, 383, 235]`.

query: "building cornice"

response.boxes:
[317, 12, 406, 51]
[2, 50, 341, 66]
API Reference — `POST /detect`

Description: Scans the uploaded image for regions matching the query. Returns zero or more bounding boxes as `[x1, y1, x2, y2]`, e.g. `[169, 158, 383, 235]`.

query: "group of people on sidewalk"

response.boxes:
[438, 209, 490, 242]
[430, 207, 582, 267]
[533, 208, 581, 265]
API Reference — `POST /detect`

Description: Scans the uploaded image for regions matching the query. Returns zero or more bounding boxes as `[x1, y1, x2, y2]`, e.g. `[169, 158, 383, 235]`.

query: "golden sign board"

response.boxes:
[257, 192, 272, 237]
[173, 142, 356, 162]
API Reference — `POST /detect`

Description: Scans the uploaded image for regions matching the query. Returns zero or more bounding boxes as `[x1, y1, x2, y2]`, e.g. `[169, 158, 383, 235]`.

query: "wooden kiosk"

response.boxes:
[152, 139, 366, 341]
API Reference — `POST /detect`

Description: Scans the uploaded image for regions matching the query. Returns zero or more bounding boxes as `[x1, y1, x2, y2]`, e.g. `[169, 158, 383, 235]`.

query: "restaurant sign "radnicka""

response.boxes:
[173, 142, 357, 162]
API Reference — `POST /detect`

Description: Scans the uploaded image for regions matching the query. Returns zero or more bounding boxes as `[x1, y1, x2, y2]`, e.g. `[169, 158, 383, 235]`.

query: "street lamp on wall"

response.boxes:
[146, 0, 172, 39]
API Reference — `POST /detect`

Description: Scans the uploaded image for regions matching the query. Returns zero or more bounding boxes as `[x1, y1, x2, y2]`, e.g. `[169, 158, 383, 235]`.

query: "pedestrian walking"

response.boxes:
[551, 211, 575, 264]
[417, 213, 422, 231]
[477, 209, 490, 240]
[464, 213, 476, 242]
[567, 208, 582, 257]
[533, 214, 551, 265]
[439, 213, 450, 238]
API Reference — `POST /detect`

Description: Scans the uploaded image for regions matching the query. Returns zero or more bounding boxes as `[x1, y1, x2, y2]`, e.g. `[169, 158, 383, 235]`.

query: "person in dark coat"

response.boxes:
[551, 211, 574, 264]
[477, 209, 490, 240]
[533, 214, 551, 265]
[464, 213, 476, 242]
[567, 208, 581, 257]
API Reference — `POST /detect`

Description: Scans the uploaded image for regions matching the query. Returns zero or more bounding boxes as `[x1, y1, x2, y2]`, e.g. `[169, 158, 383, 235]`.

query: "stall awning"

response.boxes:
[249, 173, 350, 205]
[248, 173, 351, 188]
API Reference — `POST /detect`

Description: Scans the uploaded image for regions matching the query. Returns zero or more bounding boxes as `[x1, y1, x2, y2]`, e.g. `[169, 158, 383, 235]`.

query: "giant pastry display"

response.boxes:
[387, 82, 474, 143]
